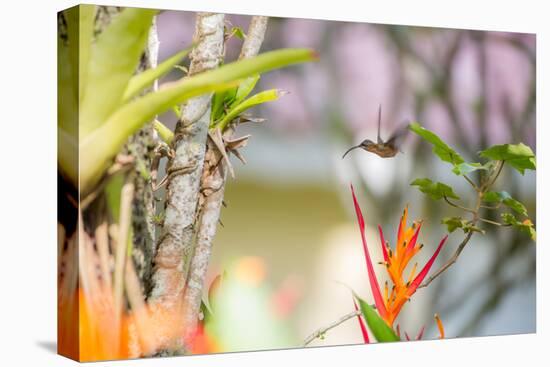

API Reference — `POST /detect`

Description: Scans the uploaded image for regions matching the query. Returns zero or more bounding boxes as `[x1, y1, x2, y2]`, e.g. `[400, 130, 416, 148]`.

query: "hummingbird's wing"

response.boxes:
[386, 121, 410, 151]
[376, 104, 383, 144]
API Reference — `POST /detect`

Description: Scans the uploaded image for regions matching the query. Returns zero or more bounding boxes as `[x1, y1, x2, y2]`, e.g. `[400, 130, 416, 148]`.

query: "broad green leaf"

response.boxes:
[64, 6, 80, 99]
[409, 122, 464, 165]
[58, 31, 78, 136]
[501, 213, 536, 241]
[123, 45, 193, 102]
[479, 143, 536, 175]
[218, 89, 287, 130]
[80, 8, 158, 137]
[78, 5, 97, 98]
[452, 162, 489, 176]
[58, 128, 78, 185]
[411, 178, 460, 201]
[355, 295, 400, 342]
[153, 120, 174, 145]
[80, 48, 317, 194]
[482, 191, 528, 216]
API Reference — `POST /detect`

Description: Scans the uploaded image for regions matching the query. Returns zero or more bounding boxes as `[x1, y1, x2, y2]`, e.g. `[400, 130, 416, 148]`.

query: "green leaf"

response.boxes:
[153, 120, 174, 145]
[501, 213, 536, 241]
[211, 90, 229, 123]
[232, 74, 261, 107]
[482, 191, 528, 216]
[479, 143, 536, 175]
[355, 295, 400, 342]
[105, 172, 125, 221]
[78, 5, 97, 98]
[452, 162, 489, 176]
[80, 48, 317, 194]
[409, 122, 464, 165]
[441, 217, 484, 234]
[218, 89, 287, 130]
[80, 8, 158, 137]
[442, 217, 467, 233]
[123, 46, 193, 102]
[234, 26, 246, 40]
[411, 178, 460, 201]
[58, 7, 79, 137]
[58, 128, 78, 185]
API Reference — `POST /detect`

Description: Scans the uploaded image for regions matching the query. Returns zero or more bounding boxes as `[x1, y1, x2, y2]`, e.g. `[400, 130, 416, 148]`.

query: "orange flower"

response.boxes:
[350, 184, 447, 334]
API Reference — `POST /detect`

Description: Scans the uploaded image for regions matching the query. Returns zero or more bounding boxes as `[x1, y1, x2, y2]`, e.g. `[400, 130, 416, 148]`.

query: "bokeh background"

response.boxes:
[155, 10, 535, 347]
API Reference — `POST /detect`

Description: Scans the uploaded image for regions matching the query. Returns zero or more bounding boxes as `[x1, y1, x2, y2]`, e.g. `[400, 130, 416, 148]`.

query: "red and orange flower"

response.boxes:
[350, 184, 447, 340]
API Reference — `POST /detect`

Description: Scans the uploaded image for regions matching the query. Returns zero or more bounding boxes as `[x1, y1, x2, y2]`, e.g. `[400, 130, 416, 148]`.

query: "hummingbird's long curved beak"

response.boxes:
[342, 145, 361, 159]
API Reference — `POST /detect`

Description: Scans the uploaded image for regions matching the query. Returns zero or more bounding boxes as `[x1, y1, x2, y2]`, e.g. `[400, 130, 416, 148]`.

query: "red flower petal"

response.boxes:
[350, 184, 388, 319]
[408, 235, 448, 295]
[415, 325, 425, 340]
[353, 298, 370, 344]
[378, 225, 389, 263]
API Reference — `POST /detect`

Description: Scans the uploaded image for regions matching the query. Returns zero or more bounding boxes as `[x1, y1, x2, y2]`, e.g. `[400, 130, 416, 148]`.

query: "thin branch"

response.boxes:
[478, 217, 507, 226]
[420, 191, 484, 288]
[443, 195, 476, 213]
[463, 175, 478, 191]
[418, 230, 474, 289]
[303, 310, 361, 347]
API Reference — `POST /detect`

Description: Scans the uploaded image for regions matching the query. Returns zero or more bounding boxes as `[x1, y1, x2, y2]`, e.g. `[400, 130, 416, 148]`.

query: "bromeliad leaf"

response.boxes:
[452, 162, 490, 176]
[77, 5, 97, 98]
[80, 48, 317, 194]
[409, 122, 464, 165]
[211, 90, 229, 123]
[501, 213, 536, 241]
[123, 45, 193, 102]
[217, 89, 287, 130]
[232, 74, 261, 107]
[211, 75, 260, 124]
[80, 8, 158, 137]
[411, 178, 460, 201]
[479, 143, 536, 175]
[482, 191, 528, 216]
[355, 295, 400, 342]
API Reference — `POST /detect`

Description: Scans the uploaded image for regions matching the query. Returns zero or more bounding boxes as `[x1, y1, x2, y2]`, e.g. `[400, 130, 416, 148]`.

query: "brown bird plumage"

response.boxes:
[342, 105, 408, 159]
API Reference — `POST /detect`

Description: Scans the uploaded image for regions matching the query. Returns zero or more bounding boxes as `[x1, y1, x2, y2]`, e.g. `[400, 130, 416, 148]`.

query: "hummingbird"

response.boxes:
[342, 105, 409, 159]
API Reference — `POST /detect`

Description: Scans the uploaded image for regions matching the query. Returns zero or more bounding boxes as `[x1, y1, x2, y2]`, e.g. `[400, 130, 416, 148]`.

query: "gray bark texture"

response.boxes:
[149, 13, 226, 306]
[181, 15, 270, 340]
[124, 17, 159, 296]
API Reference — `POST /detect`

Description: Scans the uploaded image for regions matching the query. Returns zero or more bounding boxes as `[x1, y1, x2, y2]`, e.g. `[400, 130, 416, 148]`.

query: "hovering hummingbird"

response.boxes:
[342, 105, 409, 159]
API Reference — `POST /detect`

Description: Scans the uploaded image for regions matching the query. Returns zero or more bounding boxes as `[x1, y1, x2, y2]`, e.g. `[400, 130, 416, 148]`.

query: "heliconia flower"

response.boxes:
[350, 184, 448, 331]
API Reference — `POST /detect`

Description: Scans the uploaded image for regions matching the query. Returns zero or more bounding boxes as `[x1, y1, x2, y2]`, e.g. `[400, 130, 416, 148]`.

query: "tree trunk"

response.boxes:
[149, 13, 226, 307]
